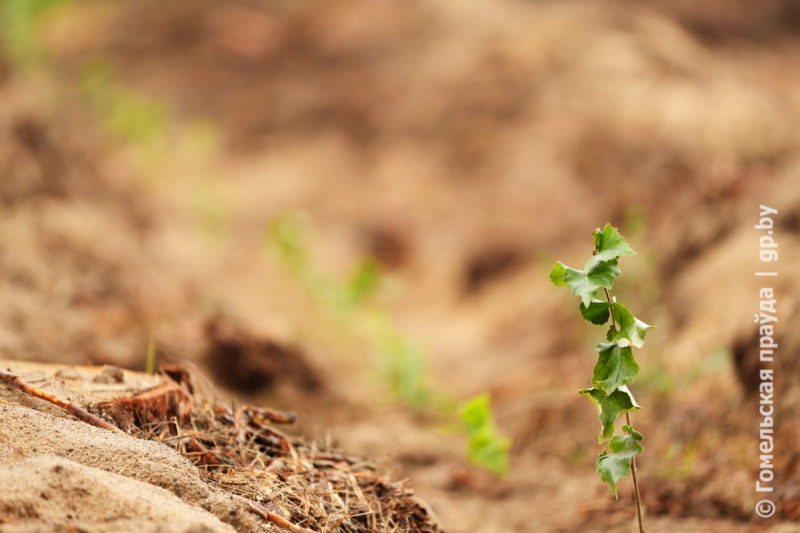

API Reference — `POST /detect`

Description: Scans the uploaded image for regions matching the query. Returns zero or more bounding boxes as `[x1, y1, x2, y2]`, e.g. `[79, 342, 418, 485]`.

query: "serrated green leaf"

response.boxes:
[582, 301, 655, 348]
[579, 300, 612, 325]
[606, 304, 655, 349]
[592, 224, 636, 263]
[579, 386, 640, 442]
[592, 342, 639, 393]
[596, 425, 643, 498]
[549, 262, 567, 288]
[624, 425, 644, 441]
[561, 259, 621, 307]
[549, 224, 635, 305]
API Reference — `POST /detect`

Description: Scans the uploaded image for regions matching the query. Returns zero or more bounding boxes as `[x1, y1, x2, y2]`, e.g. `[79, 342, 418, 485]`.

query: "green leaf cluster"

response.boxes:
[579, 301, 654, 348]
[549, 224, 634, 306]
[549, 224, 654, 497]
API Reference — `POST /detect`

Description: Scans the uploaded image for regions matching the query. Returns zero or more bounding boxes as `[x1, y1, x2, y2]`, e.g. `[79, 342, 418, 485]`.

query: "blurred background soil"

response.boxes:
[2, 0, 800, 531]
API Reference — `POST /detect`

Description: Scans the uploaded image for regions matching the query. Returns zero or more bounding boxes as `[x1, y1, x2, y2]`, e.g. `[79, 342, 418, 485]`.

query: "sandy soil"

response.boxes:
[0, 363, 264, 533]
[0, 455, 235, 533]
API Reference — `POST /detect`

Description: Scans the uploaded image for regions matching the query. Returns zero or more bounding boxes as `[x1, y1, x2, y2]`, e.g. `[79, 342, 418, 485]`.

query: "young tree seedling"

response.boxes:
[549, 224, 653, 533]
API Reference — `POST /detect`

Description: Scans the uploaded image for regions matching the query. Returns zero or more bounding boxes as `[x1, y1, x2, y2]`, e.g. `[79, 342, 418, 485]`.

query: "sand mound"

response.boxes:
[0, 455, 233, 533]
[0, 374, 261, 532]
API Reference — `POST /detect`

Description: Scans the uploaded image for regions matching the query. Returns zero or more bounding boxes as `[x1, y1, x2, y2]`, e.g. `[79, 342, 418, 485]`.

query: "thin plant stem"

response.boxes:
[626, 412, 645, 533]
[603, 286, 645, 533]
[603, 288, 618, 329]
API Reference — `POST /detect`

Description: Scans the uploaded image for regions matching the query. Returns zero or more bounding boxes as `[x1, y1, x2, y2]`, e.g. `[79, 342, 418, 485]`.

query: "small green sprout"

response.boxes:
[460, 394, 510, 477]
[265, 212, 511, 475]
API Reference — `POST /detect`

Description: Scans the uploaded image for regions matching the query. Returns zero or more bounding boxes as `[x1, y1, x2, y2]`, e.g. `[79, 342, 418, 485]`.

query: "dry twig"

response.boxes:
[0, 368, 127, 437]
[230, 492, 320, 533]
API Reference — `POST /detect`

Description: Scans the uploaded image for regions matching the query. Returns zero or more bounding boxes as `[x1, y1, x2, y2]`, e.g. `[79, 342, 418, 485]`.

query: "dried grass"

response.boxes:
[125, 368, 442, 533]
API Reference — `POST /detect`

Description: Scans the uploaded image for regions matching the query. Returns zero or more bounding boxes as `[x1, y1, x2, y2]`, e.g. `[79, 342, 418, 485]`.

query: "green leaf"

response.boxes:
[460, 393, 493, 433]
[596, 425, 643, 498]
[606, 304, 655, 349]
[549, 224, 635, 305]
[548, 262, 567, 288]
[466, 428, 511, 477]
[566, 259, 621, 307]
[579, 386, 640, 442]
[592, 224, 636, 263]
[460, 394, 511, 477]
[580, 301, 655, 348]
[592, 342, 639, 393]
[554, 259, 621, 307]
[579, 300, 612, 325]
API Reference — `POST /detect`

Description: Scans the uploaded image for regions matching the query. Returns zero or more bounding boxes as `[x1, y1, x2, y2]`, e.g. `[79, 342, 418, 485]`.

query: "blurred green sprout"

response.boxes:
[0, 0, 68, 65]
[265, 211, 511, 475]
[80, 59, 168, 143]
[460, 394, 511, 476]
